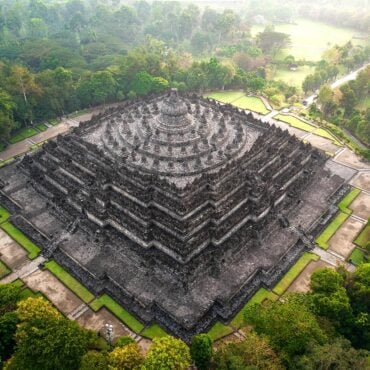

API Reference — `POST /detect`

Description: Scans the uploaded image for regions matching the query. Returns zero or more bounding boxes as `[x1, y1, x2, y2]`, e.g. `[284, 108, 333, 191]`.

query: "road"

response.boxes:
[304, 63, 370, 106]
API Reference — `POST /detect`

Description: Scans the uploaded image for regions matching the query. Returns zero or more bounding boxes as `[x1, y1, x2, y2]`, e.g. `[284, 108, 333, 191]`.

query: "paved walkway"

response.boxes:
[1, 255, 46, 283]
[312, 247, 355, 272]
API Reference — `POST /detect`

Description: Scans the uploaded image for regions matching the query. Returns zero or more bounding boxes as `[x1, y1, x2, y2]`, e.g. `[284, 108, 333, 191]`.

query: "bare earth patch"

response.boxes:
[350, 192, 370, 220]
[287, 260, 333, 293]
[304, 134, 341, 155]
[23, 269, 83, 315]
[0, 230, 28, 269]
[329, 217, 364, 258]
[335, 149, 370, 170]
[77, 307, 134, 341]
[137, 338, 152, 354]
[351, 172, 370, 192]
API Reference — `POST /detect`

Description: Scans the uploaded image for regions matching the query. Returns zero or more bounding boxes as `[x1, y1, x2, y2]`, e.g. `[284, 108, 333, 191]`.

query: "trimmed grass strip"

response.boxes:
[11, 279, 25, 288]
[89, 294, 144, 333]
[354, 223, 370, 249]
[207, 321, 234, 341]
[232, 96, 270, 114]
[338, 187, 361, 214]
[142, 324, 168, 339]
[0, 206, 11, 224]
[273, 252, 320, 295]
[349, 248, 367, 266]
[0, 260, 11, 278]
[315, 212, 349, 250]
[44, 260, 95, 303]
[0, 222, 41, 259]
[275, 114, 340, 145]
[230, 288, 279, 328]
[19, 287, 43, 300]
[9, 127, 39, 144]
[206, 91, 246, 104]
[35, 123, 48, 132]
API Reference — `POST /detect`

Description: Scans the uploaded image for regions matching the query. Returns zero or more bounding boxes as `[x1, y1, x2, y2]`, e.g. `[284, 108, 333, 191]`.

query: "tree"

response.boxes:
[7, 297, 94, 370]
[190, 334, 213, 370]
[296, 337, 369, 370]
[144, 336, 191, 370]
[244, 297, 327, 361]
[80, 351, 109, 370]
[108, 343, 143, 370]
[310, 268, 344, 294]
[317, 84, 336, 119]
[340, 85, 356, 116]
[0, 284, 22, 315]
[256, 28, 290, 57]
[130, 71, 153, 96]
[213, 332, 283, 370]
[0, 312, 18, 363]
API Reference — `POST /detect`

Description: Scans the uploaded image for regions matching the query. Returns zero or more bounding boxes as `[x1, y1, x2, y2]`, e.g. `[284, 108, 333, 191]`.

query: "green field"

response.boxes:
[142, 324, 168, 339]
[338, 188, 361, 215]
[316, 212, 349, 250]
[0, 222, 41, 259]
[274, 65, 315, 87]
[232, 96, 270, 114]
[207, 321, 234, 341]
[251, 19, 365, 61]
[44, 260, 95, 303]
[0, 206, 11, 223]
[35, 123, 48, 132]
[206, 92, 270, 115]
[349, 248, 367, 266]
[90, 294, 145, 333]
[9, 127, 39, 144]
[275, 114, 340, 144]
[273, 252, 320, 295]
[354, 223, 370, 250]
[0, 260, 11, 278]
[207, 91, 245, 103]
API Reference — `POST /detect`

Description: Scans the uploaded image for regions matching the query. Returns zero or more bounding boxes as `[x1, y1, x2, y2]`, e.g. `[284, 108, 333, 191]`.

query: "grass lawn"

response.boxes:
[206, 91, 245, 104]
[207, 321, 234, 341]
[273, 252, 320, 295]
[0, 222, 41, 259]
[44, 260, 95, 303]
[232, 96, 270, 114]
[141, 324, 168, 339]
[48, 119, 60, 126]
[11, 279, 25, 288]
[349, 248, 367, 266]
[315, 212, 349, 250]
[9, 127, 39, 144]
[274, 66, 315, 88]
[0, 206, 11, 224]
[338, 187, 361, 215]
[19, 287, 43, 300]
[35, 123, 48, 132]
[354, 223, 370, 249]
[275, 114, 340, 144]
[275, 114, 317, 132]
[230, 288, 279, 329]
[90, 294, 144, 333]
[0, 260, 11, 278]
[0, 158, 15, 168]
[251, 19, 365, 61]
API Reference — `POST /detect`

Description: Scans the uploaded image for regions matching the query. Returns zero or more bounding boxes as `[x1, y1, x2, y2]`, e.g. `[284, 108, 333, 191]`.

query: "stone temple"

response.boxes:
[0, 89, 347, 340]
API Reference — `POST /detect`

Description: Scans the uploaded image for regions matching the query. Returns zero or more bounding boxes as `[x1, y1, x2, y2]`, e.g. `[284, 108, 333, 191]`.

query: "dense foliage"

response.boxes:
[0, 264, 369, 369]
[314, 65, 370, 147]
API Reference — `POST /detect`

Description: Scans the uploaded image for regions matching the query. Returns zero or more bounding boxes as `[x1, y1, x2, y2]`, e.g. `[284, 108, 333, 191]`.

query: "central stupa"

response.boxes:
[0, 90, 346, 340]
